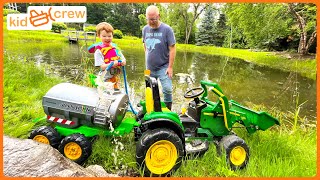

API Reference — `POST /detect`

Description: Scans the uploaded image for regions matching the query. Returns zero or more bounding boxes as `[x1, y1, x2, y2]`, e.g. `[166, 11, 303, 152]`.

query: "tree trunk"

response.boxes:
[181, 3, 207, 44]
[288, 3, 316, 55]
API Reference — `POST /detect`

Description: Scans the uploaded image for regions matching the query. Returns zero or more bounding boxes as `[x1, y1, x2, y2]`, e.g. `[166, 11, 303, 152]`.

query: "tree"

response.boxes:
[85, 3, 112, 24]
[196, 4, 216, 46]
[224, 3, 292, 49]
[166, 4, 188, 43]
[288, 3, 317, 55]
[223, 26, 247, 48]
[213, 13, 228, 46]
[223, 3, 316, 54]
[166, 3, 207, 44]
[86, 3, 148, 37]
[180, 3, 208, 44]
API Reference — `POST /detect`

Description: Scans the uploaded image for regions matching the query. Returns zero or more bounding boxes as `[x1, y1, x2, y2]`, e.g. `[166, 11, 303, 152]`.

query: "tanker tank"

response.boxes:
[42, 83, 128, 129]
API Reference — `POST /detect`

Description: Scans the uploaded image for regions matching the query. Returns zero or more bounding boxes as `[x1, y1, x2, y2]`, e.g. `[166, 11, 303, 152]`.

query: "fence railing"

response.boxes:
[61, 30, 96, 42]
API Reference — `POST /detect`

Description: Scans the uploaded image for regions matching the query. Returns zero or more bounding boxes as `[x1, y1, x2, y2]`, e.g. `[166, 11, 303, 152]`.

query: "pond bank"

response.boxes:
[4, 26, 316, 80]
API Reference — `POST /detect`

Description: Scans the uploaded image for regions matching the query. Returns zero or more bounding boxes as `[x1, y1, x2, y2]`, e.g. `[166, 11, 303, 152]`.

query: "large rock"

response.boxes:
[3, 136, 118, 177]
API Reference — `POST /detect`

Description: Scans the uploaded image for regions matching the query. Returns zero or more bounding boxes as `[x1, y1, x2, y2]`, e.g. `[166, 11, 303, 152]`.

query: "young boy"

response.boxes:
[89, 22, 126, 89]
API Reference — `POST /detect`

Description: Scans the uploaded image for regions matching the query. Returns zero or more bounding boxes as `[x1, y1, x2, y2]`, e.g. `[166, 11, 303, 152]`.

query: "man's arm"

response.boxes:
[166, 44, 176, 78]
[143, 43, 146, 52]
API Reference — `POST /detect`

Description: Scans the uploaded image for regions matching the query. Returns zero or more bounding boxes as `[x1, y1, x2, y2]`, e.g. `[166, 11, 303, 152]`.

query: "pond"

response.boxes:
[4, 42, 316, 123]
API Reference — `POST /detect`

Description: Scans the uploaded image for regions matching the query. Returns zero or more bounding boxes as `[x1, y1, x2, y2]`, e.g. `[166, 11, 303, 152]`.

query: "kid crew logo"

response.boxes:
[7, 6, 87, 30]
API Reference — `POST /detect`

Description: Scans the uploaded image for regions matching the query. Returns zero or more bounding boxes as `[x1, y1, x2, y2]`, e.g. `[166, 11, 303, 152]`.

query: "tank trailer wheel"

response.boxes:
[58, 133, 92, 165]
[219, 135, 250, 170]
[184, 87, 204, 98]
[29, 126, 61, 148]
[136, 128, 184, 177]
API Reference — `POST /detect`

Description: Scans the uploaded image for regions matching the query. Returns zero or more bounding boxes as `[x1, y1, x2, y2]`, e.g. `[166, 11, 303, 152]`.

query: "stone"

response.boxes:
[3, 135, 118, 177]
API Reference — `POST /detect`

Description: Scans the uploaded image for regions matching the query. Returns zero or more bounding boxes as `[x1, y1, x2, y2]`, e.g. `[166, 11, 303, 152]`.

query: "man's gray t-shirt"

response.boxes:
[142, 23, 176, 71]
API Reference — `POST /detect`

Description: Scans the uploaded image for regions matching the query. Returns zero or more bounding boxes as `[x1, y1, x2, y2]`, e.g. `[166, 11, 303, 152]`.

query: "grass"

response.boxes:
[3, 55, 64, 138]
[3, 28, 67, 43]
[3, 29, 316, 177]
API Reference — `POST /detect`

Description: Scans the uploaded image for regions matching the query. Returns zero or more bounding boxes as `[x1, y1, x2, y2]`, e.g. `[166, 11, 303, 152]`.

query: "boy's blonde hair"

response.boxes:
[96, 22, 114, 36]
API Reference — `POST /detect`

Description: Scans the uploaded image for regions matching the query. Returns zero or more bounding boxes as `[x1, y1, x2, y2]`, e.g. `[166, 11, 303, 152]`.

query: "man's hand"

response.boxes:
[166, 67, 173, 79]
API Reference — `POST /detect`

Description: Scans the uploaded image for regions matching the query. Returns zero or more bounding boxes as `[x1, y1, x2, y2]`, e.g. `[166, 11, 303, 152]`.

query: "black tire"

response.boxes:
[58, 133, 92, 165]
[218, 135, 250, 170]
[28, 126, 61, 148]
[136, 128, 185, 177]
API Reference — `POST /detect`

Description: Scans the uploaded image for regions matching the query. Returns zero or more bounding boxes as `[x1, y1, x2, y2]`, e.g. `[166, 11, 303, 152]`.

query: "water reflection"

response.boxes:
[4, 42, 316, 122]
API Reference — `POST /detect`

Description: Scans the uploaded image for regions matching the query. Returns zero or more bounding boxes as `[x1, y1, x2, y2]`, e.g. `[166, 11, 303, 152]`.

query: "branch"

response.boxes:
[306, 30, 317, 50]
[288, 3, 306, 30]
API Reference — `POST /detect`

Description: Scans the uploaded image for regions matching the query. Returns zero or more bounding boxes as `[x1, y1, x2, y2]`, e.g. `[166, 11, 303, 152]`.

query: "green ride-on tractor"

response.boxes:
[29, 70, 279, 176]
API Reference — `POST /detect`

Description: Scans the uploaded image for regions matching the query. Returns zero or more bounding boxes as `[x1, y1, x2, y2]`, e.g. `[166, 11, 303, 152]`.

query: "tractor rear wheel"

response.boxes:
[58, 133, 92, 164]
[136, 128, 184, 177]
[29, 126, 61, 148]
[218, 135, 250, 170]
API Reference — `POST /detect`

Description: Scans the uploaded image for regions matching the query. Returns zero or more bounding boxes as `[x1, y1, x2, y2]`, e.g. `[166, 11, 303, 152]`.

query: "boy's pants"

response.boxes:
[106, 75, 120, 89]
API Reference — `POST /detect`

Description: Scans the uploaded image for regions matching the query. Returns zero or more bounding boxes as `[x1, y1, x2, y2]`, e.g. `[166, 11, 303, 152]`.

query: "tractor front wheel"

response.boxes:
[136, 128, 184, 177]
[58, 133, 92, 164]
[218, 135, 250, 170]
[29, 126, 61, 148]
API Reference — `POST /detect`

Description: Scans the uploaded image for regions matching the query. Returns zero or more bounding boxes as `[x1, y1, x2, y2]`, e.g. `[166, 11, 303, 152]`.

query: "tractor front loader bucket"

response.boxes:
[230, 100, 280, 132]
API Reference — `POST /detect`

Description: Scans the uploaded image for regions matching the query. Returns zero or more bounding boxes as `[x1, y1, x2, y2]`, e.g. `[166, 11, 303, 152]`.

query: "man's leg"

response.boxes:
[158, 68, 173, 110]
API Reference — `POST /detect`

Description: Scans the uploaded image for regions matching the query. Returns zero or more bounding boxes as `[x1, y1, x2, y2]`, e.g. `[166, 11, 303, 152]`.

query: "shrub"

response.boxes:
[84, 25, 96, 32]
[51, 22, 67, 33]
[113, 29, 123, 39]
[3, 9, 20, 16]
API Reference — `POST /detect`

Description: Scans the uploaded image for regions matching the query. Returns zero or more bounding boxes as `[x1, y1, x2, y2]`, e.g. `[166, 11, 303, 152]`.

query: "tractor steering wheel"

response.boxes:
[184, 87, 204, 98]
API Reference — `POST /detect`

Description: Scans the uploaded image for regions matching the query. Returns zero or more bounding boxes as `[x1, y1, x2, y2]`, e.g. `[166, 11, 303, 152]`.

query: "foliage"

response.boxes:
[223, 3, 316, 54]
[3, 55, 64, 138]
[138, 14, 147, 33]
[166, 3, 207, 44]
[166, 3, 197, 44]
[86, 3, 149, 37]
[84, 25, 96, 32]
[196, 4, 216, 46]
[86, 3, 112, 24]
[51, 22, 67, 33]
[85, 134, 137, 175]
[3, 22, 67, 42]
[287, 3, 317, 54]
[213, 13, 228, 46]
[223, 26, 248, 49]
[224, 3, 292, 49]
[166, 4, 187, 43]
[113, 29, 123, 39]
[3, 9, 20, 16]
